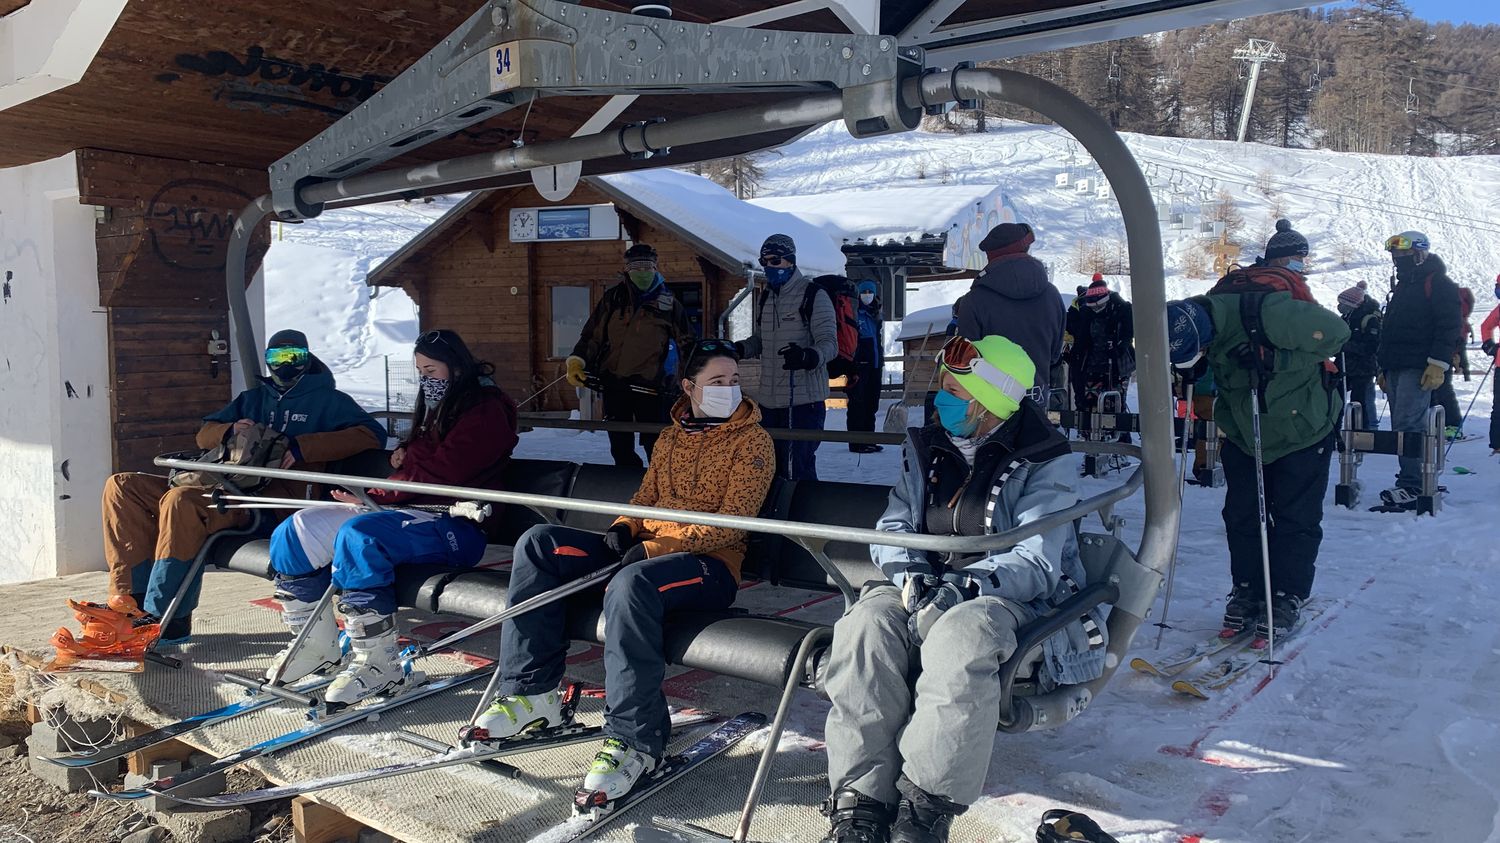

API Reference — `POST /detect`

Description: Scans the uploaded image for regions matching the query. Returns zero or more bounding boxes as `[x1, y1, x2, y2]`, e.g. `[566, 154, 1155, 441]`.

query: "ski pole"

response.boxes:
[516, 374, 569, 410]
[1153, 374, 1195, 649]
[463, 560, 625, 726]
[1247, 379, 1278, 667]
[1445, 362, 1493, 463]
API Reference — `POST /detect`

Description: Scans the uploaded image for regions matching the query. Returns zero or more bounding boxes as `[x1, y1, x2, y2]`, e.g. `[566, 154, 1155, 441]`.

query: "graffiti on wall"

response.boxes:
[146, 179, 255, 272]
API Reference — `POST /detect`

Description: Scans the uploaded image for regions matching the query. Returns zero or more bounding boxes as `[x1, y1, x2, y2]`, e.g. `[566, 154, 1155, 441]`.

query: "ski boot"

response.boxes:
[265, 596, 348, 683]
[890, 776, 965, 843]
[1036, 809, 1121, 843]
[323, 609, 414, 707]
[575, 738, 657, 811]
[1220, 583, 1261, 637]
[1376, 487, 1418, 511]
[819, 787, 895, 843]
[473, 687, 567, 739]
[51, 595, 159, 660]
[1257, 592, 1305, 638]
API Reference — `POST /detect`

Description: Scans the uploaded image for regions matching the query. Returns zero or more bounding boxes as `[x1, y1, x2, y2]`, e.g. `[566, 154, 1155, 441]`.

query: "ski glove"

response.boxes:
[565, 356, 589, 389]
[1420, 361, 1447, 391]
[602, 524, 637, 558]
[779, 343, 820, 371]
[620, 543, 649, 566]
[902, 574, 979, 644]
[1483, 340, 1497, 357]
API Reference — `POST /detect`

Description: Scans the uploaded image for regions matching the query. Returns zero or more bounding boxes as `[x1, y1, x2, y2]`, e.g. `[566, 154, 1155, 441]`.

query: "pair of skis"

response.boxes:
[1131, 603, 1323, 699]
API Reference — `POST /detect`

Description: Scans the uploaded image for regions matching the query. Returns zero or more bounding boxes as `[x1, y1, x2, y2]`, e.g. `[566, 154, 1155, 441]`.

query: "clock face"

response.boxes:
[510, 210, 537, 241]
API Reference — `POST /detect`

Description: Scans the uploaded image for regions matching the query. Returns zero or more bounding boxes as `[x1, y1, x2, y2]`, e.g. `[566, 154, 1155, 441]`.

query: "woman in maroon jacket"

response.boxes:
[264, 329, 518, 705]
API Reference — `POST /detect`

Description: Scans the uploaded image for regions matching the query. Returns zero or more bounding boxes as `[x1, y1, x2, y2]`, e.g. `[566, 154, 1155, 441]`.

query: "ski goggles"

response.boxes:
[936, 336, 982, 374]
[937, 335, 1034, 403]
[264, 346, 309, 367]
[1384, 233, 1428, 252]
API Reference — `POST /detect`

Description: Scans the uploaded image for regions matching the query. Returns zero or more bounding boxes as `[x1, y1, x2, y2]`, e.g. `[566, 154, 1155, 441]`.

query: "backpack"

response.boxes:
[168, 425, 290, 492]
[758, 274, 861, 378]
[1208, 264, 1315, 302]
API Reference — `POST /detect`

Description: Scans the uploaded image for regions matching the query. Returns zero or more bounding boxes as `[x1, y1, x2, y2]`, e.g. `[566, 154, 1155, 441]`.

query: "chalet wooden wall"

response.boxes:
[77, 149, 272, 471]
[392, 184, 746, 413]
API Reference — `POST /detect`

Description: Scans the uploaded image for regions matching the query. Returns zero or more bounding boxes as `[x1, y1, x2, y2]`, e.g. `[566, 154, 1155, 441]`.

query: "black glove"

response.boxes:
[1484, 339, 1497, 357]
[779, 343, 820, 371]
[901, 573, 977, 644]
[620, 543, 649, 566]
[1231, 342, 1275, 376]
[602, 524, 636, 558]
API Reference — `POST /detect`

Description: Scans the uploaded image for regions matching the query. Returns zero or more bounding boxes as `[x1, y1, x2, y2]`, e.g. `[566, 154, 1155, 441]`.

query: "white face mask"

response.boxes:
[859, 292, 875, 305]
[694, 384, 741, 418]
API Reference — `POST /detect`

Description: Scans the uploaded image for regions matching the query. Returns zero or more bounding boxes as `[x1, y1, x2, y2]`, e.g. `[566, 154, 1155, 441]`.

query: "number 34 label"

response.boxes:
[491, 42, 521, 92]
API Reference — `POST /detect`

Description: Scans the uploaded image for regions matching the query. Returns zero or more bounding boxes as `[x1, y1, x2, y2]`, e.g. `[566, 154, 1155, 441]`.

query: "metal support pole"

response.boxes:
[227, 196, 274, 387]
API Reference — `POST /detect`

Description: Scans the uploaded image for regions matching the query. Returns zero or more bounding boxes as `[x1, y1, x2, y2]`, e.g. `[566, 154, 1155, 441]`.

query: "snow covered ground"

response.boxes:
[257, 122, 1500, 841]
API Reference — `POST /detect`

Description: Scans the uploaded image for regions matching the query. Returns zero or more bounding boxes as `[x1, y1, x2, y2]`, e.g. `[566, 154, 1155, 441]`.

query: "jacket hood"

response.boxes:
[258, 354, 336, 397]
[671, 394, 763, 431]
[973, 254, 1052, 301]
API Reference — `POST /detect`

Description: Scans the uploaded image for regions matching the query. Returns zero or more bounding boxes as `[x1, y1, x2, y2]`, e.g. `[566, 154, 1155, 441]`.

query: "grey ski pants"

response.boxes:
[823, 585, 1022, 806]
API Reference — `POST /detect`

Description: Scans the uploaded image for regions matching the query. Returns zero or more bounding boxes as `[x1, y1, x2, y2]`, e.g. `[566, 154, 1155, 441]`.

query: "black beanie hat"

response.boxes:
[1264, 219, 1309, 261]
[267, 329, 309, 349]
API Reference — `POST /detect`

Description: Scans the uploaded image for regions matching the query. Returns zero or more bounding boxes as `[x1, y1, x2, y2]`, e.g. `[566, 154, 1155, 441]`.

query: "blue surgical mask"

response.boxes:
[934, 389, 977, 437]
[764, 266, 794, 287]
[1286, 258, 1306, 274]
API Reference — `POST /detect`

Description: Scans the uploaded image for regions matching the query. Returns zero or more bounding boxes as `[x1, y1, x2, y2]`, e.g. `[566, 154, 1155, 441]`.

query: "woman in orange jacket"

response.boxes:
[477, 339, 774, 803]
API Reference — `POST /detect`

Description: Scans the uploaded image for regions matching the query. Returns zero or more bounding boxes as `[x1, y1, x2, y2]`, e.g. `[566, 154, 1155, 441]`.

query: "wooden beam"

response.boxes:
[292, 796, 369, 843]
[466, 210, 496, 253]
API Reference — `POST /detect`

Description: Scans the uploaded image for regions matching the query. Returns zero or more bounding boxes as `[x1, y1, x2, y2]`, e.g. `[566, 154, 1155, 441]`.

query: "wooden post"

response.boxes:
[126, 731, 196, 777]
[292, 796, 369, 843]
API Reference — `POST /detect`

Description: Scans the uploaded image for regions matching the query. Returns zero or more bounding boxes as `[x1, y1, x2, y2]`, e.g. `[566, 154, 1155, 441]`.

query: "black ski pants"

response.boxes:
[1220, 434, 1333, 602]
[846, 361, 881, 435]
[601, 380, 667, 468]
[1490, 366, 1500, 451]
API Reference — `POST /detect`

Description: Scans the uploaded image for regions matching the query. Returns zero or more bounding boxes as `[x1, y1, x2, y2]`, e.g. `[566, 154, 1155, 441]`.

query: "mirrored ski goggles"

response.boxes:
[935, 336, 981, 374]
[264, 346, 309, 367]
[1384, 234, 1427, 252]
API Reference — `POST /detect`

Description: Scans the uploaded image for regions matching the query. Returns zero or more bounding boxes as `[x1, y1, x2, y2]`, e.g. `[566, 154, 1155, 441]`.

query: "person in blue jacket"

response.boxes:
[100, 330, 385, 643]
[847, 280, 885, 451]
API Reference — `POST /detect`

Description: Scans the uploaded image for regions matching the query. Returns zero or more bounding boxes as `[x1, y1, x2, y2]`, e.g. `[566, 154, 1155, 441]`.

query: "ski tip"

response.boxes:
[1170, 681, 1210, 700]
[41, 754, 99, 768]
[1128, 658, 1161, 676]
[90, 788, 151, 801]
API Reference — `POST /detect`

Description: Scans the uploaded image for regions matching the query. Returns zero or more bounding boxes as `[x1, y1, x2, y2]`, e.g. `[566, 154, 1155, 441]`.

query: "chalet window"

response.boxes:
[551, 285, 591, 359]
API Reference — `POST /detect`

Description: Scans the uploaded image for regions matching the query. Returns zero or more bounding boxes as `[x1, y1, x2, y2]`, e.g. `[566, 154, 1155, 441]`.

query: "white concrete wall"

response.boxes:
[0, 152, 110, 583]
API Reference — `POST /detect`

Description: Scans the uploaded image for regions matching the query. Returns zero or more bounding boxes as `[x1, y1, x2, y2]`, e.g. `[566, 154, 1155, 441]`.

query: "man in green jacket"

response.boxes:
[1166, 271, 1348, 636]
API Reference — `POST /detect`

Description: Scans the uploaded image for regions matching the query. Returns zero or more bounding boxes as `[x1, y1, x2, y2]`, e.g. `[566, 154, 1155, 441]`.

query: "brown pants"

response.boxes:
[1192, 395, 1217, 472]
[101, 473, 249, 597]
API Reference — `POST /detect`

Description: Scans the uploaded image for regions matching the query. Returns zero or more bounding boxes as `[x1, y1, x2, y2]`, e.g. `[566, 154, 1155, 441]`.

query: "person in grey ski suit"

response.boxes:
[735, 233, 837, 480]
[820, 334, 1106, 843]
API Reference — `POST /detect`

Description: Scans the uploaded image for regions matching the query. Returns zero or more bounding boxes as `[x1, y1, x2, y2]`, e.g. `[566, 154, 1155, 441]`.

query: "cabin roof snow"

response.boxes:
[750, 184, 1009, 246]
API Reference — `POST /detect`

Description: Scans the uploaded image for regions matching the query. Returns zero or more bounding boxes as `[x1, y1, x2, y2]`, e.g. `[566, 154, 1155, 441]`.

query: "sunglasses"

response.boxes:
[758, 255, 792, 268]
[265, 346, 309, 367]
[418, 330, 451, 348]
[684, 338, 741, 371]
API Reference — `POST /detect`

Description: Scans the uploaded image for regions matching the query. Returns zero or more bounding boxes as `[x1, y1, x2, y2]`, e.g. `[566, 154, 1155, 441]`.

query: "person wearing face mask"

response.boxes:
[566, 243, 697, 468]
[475, 340, 773, 803]
[1336, 285, 1383, 431]
[97, 330, 384, 645]
[263, 329, 517, 705]
[1065, 273, 1136, 448]
[847, 280, 886, 451]
[734, 233, 838, 480]
[819, 335, 1101, 843]
[1374, 231, 1462, 510]
[1478, 276, 1500, 454]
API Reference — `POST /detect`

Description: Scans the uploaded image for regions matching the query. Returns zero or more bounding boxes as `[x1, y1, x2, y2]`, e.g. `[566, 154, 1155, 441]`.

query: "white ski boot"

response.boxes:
[265, 596, 347, 683]
[578, 737, 657, 806]
[324, 610, 410, 706]
[473, 688, 565, 739]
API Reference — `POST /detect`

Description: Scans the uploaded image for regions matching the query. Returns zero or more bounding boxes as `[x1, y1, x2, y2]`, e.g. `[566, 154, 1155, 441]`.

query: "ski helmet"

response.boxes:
[1384, 231, 1430, 253]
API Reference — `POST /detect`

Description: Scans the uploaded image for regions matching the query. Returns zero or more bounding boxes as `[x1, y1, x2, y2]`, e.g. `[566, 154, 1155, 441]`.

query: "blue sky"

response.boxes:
[1323, 1, 1500, 26]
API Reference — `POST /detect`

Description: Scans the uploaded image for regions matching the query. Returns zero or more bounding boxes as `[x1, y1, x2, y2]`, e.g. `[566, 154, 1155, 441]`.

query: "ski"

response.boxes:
[529, 712, 768, 843]
[45, 673, 336, 768]
[1130, 629, 1254, 679]
[154, 707, 720, 808]
[1171, 604, 1326, 699]
[88, 666, 490, 802]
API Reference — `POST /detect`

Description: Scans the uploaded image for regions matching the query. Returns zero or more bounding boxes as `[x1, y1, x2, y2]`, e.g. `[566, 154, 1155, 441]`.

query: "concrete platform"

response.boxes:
[0, 567, 937, 843]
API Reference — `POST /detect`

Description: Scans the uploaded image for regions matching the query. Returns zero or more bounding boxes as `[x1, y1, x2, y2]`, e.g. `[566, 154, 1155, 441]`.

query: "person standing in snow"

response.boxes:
[1337, 285, 1383, 431]
[1065, 274, 1136, 443]
[955, 223, 1066, 396]
[820, 335, 1104, 843]
[1477, 275, 1500, 454]
[99, 330, 384, 644]
[735, 233, 838, 480]
[476, 341, 774, 803]
[847, 280, 885, 452]
[263, 330, 516, 705]
[566, 243, 697, 468]
[1376, 231, 1463, 510]
[1164, 220, 1348, 637]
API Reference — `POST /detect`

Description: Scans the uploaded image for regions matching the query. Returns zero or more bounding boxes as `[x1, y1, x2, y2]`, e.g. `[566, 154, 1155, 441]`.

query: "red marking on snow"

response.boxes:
[1160, 576, 1377, 840]
[566, 644, 604, 666]
[774, 592, 841, 616]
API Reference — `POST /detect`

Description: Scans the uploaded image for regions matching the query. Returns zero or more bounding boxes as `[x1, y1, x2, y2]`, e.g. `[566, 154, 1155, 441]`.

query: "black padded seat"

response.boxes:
[770, 480, 893, 591]
[560, 464, 651, 533]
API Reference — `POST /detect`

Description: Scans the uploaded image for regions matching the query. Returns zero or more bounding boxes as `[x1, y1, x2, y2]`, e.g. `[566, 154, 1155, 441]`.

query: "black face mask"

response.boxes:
[1393, 253, 1422, 281]
[271, 363, 308, 388]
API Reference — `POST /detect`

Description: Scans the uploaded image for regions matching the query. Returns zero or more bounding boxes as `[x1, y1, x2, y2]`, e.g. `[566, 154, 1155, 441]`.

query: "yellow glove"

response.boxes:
[565, 355, 588, 388]
[1420, 361, 1446, 391]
